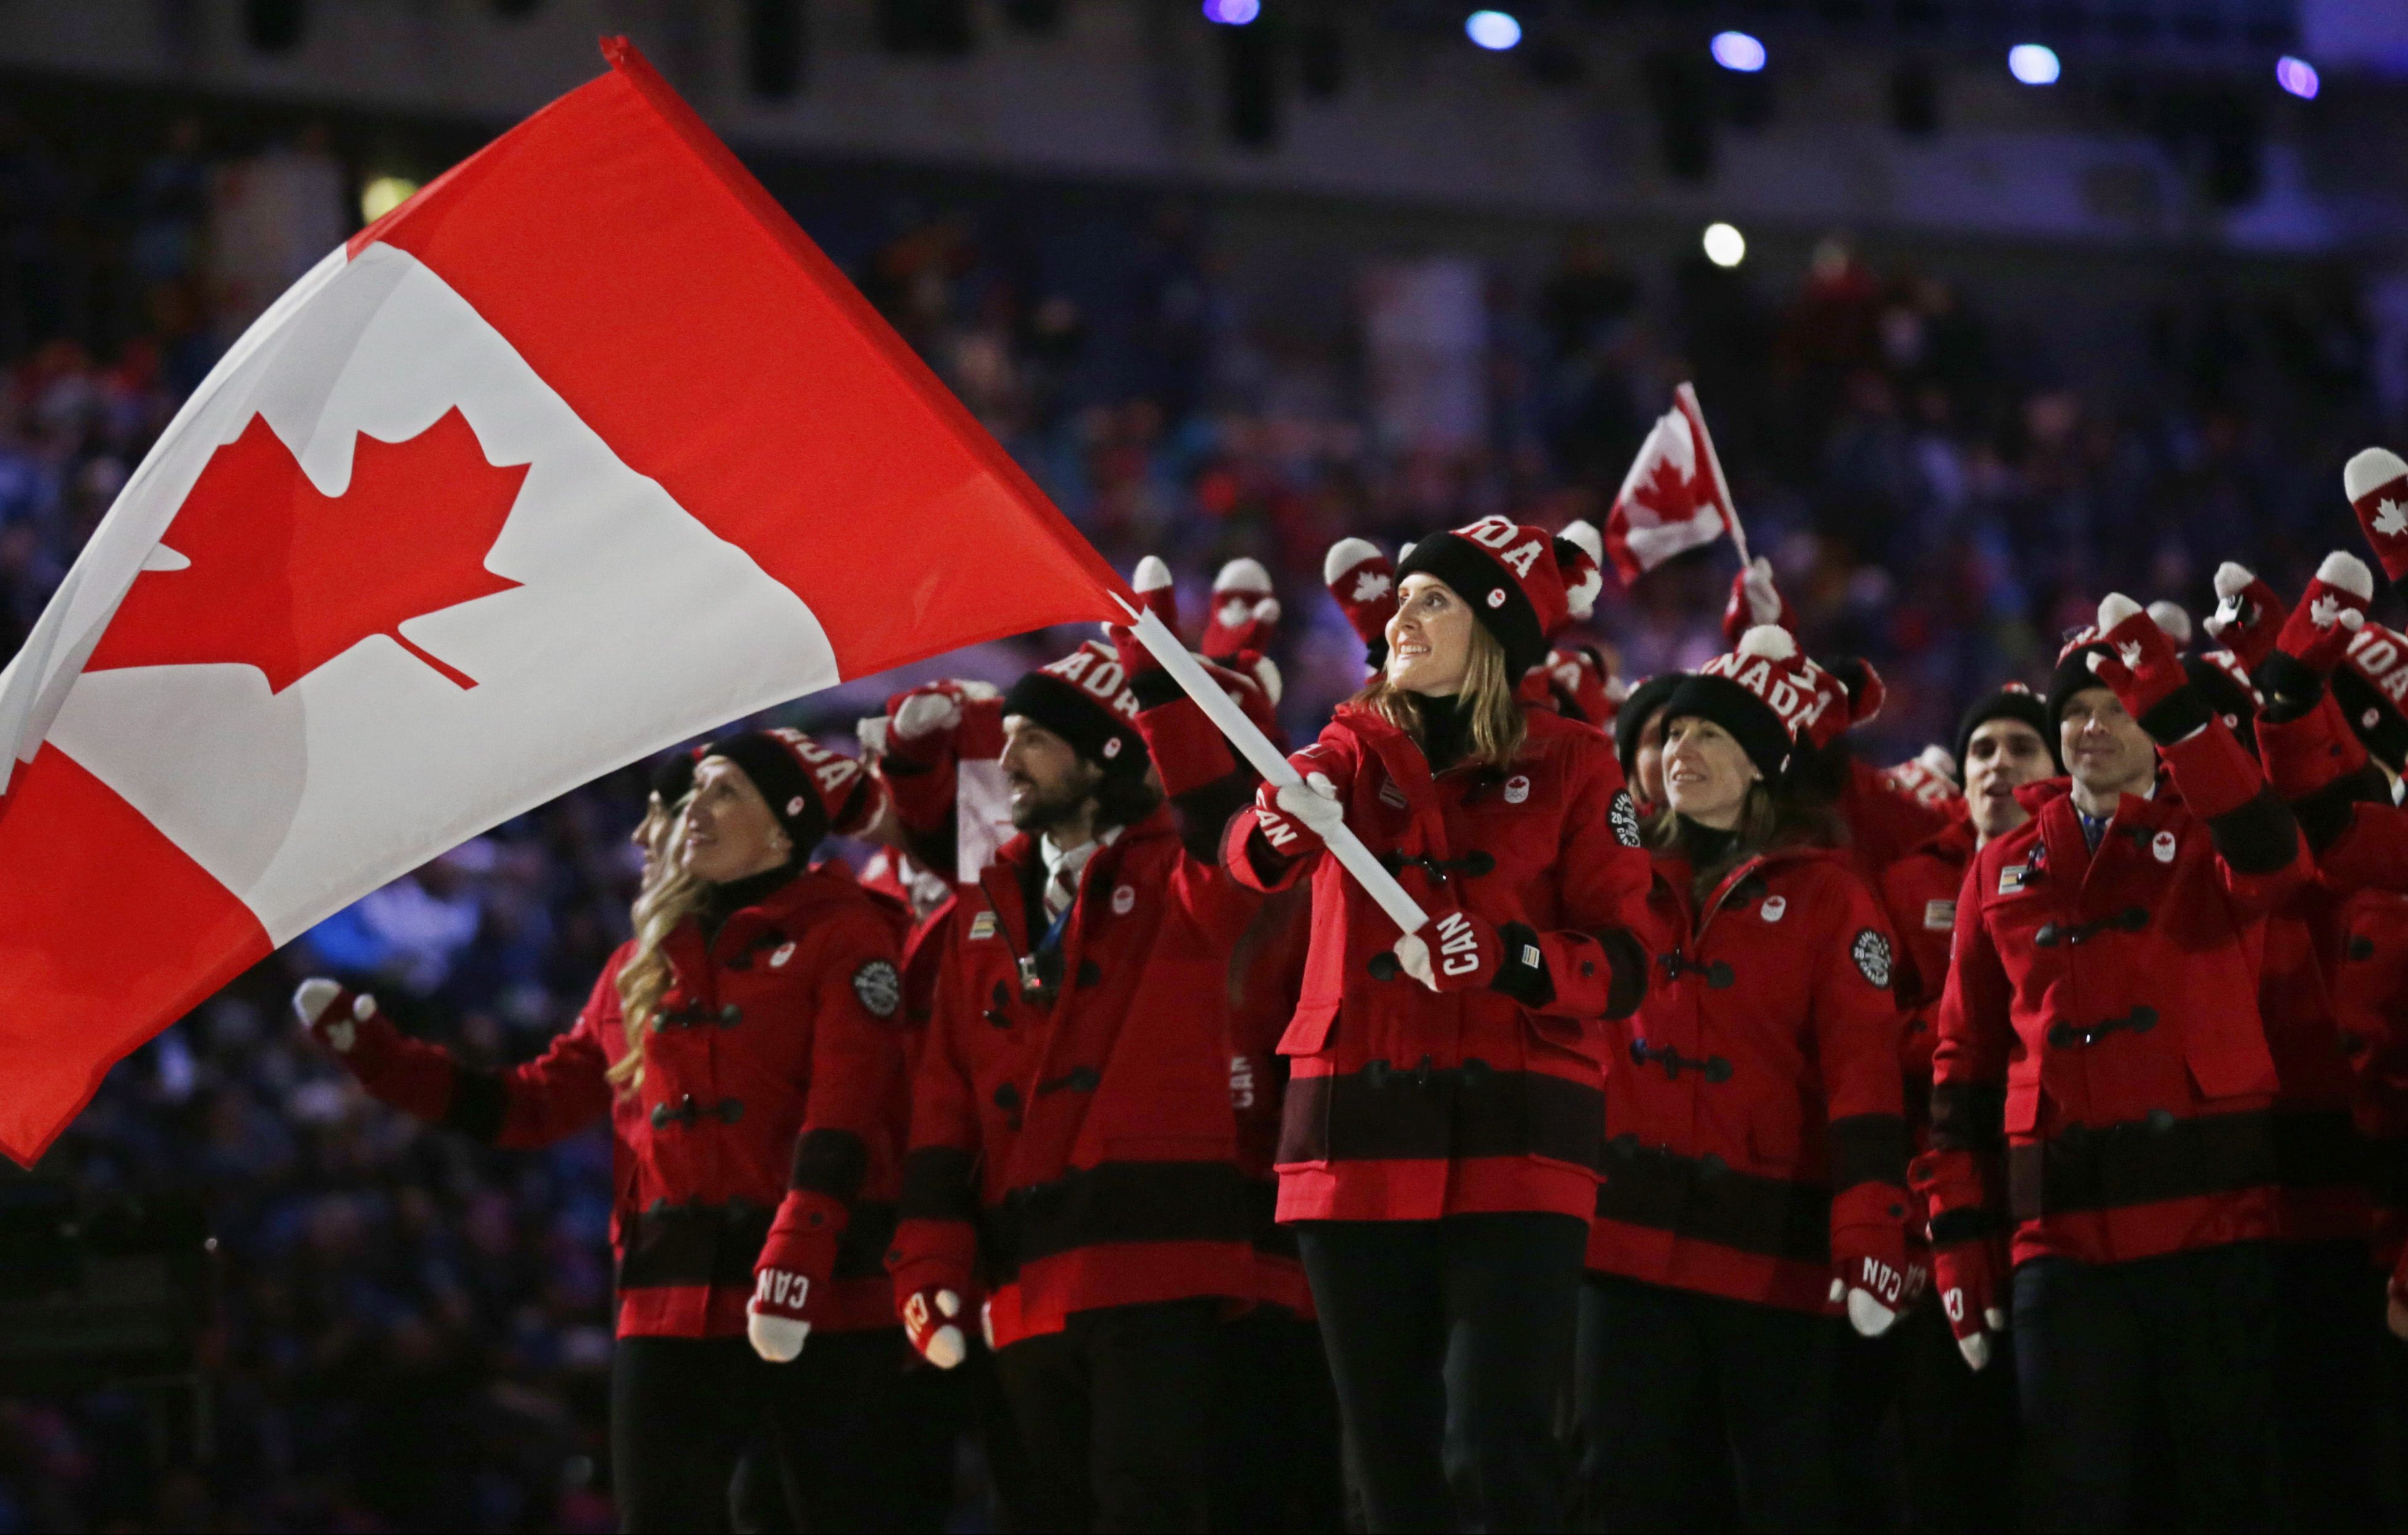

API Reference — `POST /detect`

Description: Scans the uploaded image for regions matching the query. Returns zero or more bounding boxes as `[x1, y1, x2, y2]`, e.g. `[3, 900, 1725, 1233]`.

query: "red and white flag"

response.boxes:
[0, 41, 1129, 1163]
[1602, 382, 1742, 582]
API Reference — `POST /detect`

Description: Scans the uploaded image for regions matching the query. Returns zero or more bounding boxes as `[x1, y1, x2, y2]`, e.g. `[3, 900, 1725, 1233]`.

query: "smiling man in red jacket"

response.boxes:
[1875, 684, 2054, 1531]
[882, 636, 1264, 1534]
[1919, 596, 2311, 1533]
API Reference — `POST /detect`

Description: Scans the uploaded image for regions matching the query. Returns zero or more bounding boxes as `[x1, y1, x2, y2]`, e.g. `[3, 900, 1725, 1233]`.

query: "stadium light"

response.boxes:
[360, 176, 419, 223]
[1703, 223, 1747, 268]
[2275, 56, 2319, 99]
[1466, 10, 1521, 51]
[2007, 44, 2060, 85]
[1710, 31, 1766, 73]
[1202, 0, 1258, 25]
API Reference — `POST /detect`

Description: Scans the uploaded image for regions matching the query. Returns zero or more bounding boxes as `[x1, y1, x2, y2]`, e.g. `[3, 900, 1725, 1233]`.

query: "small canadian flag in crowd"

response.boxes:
[0, 41, 1132, 1163]
[1602, 382, 1743, 583]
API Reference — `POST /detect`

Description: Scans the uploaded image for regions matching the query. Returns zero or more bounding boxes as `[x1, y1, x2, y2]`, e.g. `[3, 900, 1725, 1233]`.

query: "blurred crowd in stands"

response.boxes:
[0, 104, 2393, 1530]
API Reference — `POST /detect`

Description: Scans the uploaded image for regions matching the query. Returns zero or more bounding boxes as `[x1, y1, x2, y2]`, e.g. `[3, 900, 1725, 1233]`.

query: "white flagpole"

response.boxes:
[1116, 599, 1429, 936]
[1677, 381, 1751, 570]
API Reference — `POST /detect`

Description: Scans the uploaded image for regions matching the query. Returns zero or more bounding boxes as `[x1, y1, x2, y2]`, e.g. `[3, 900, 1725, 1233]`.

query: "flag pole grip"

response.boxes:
[1117, 600, 1429, 936]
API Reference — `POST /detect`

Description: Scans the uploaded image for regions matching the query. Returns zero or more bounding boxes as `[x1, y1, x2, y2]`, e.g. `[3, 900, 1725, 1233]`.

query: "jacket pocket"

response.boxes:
[2004, 1050, 2043, 1135]
[1747, 1102, 1804, 1173]
[2183, 1025, 2280, 1101]
[1279, 999, 1339, 1058]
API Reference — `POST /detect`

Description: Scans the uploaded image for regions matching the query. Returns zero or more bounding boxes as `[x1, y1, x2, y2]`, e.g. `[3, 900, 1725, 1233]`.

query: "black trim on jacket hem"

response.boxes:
[980, 1160, 1258, 1280]
[1592, 1137, 1832, 1265]
[1277, 1065, 1604, 1168]
[2005, 1108, 2285, 1220]
[618, 1199, 898, 1288]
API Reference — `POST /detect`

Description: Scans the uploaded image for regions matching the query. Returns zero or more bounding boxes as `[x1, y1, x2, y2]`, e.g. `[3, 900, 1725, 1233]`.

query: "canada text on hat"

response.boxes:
[1697, 625, 1827, 738]
[764, 726, 866, 801]
[1036, 643, 1143, 723]
[2346, 624, 2408, 710]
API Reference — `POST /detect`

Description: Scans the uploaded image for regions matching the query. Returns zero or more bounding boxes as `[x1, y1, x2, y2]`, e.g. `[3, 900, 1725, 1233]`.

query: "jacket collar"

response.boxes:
[1652, 840, 1833, 939]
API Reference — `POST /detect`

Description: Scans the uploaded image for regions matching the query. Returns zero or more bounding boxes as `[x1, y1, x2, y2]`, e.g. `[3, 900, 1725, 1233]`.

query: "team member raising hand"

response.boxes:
[1231, 515, 1652, 1534]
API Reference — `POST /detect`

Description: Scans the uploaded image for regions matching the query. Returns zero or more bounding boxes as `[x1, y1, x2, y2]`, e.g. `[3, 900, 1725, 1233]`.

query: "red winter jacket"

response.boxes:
[2253, 695, 2408, 1248]
[1229, 890, 1317, 1313]
[888, 686, 1266, 1349]
[1925, 719, 2311, 1268]
[1837, 753, 1961, 884]
[1588, 843, 1909, 1312]
[1229, 703, 1654, 1224]
[332, 866, 912, 1338]
[1878, 816, 1980, 1112]
[2338, 890, 2408, 1265]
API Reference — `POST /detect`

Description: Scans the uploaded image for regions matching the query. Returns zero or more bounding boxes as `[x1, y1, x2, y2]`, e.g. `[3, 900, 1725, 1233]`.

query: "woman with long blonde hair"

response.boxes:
[1227, 515, 1657, 1533]
[292, 733, 926, 1532]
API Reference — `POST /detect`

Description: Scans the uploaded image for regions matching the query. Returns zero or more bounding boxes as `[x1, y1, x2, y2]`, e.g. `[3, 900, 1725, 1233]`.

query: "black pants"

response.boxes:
[2011, 1242, 2275, 1534]
[1573, 1273, 1840, 1533]
[1297, 1213, 1587, 1534]
[609, 1330, 941, 1534]
[1894, 1291, 2019, 1534]
[1208, 1309, 1346, 1533]
[2271, 1238, 2385, 1533]
[991, 1298, 1220, 1534]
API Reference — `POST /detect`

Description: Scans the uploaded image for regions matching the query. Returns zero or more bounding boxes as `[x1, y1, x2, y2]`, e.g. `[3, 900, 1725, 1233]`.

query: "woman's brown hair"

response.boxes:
[1349, 611, 1526, 771]
[1642, 781, 1841, 906]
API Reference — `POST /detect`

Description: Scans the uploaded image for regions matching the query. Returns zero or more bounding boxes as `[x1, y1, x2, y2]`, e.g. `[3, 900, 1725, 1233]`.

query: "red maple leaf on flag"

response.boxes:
[84, 407, 528, 693]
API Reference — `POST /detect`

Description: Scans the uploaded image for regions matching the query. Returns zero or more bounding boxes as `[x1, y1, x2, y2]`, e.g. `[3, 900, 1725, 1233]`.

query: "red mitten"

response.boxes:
[1933, 1237, 2009, 1369]
[2087, 594, 2208, 743]
[2346, 448, 2408, 598]
[748, 1190, 845, 1362]
[1536, 644, 1623, 728]
[884, 681, 996, 768]
[1830, 1184, 1923, 1338]
[1911, 1150, 2009, 1370]
[1131, 554, 1179, 631]
[2258, 551, 2373, 708]
[1200, 558, 1280, 659]
[1720, 557, 1796, 647]
[292, 979, 454, 1123]
[1253, 772, 1343, 859]
[1324, 538, 1397, 665]
[1832, 1233, 1925, 1339]
[901, 1283, 969, 1369]
[2205, 562, 2287, 672]
[1384, 907, 1510, 993]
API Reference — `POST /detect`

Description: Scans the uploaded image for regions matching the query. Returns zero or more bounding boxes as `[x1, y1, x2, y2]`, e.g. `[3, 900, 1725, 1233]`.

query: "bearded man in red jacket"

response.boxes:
[881, 636, 1267, 1534]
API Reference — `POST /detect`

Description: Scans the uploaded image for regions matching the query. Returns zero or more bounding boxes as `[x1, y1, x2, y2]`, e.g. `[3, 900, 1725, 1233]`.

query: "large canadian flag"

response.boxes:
[0, 41, 1129, 1163]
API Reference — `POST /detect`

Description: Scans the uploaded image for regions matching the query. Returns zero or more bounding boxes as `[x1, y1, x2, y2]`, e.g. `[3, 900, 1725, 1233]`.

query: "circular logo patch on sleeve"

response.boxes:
[1851, 929, 1894, 989]
[1608, 789, 1643, 848]
[852, 959, 903, 1019]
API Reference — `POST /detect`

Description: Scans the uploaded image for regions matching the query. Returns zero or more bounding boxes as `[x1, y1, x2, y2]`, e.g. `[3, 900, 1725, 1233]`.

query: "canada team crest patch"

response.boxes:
[1851, 930, 1893, 989]
[852, 959, 903, 1019]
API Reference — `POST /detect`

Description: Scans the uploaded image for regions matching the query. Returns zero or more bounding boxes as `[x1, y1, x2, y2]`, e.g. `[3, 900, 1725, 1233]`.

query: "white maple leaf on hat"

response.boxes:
[2311, 594, 2344, 628]
[2377, 499, 2408, 538]
[2117, 640, 2144, 669]
[1351, 570, 1393, 603]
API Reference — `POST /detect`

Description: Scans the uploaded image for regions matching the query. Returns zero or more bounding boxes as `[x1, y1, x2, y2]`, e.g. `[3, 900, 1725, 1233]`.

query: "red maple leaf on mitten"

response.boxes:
[2257, 551, 2372, 708]
[2348, 448, 2408, 599]
[1200, 558, 1280, 660]
[2086, 594, 2206, 743]
[2204, 561, 2287, 672]
[1324, 538, 1396, 666]
[1720, 556, 1796, 647]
